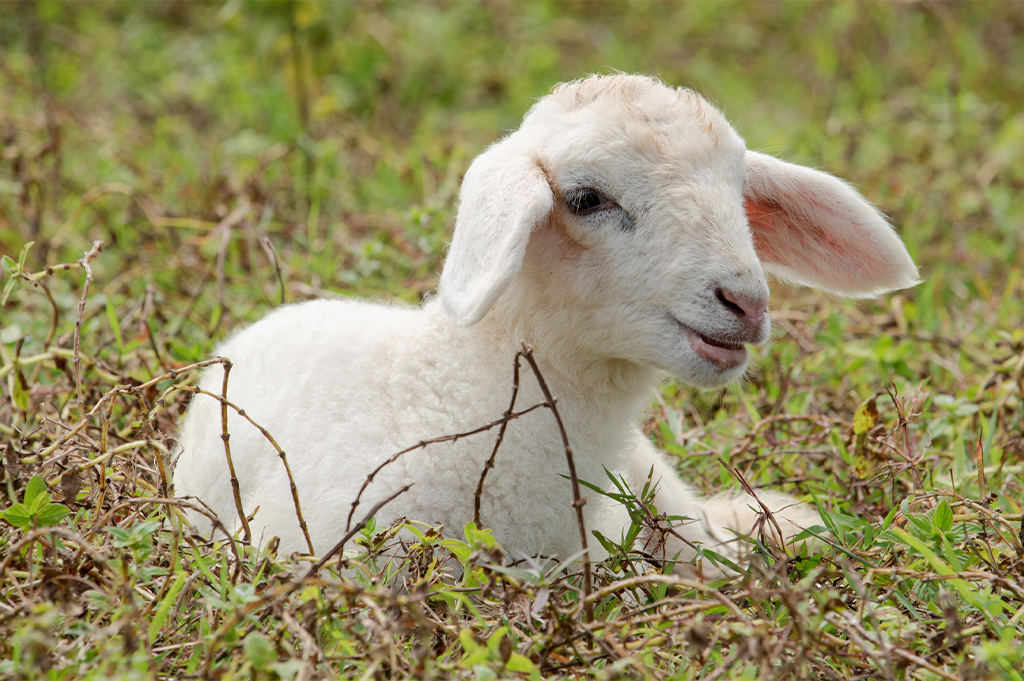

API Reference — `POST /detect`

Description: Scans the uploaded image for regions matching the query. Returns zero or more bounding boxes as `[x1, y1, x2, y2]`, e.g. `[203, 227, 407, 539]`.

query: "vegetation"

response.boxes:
[1, 2, 1022, 678]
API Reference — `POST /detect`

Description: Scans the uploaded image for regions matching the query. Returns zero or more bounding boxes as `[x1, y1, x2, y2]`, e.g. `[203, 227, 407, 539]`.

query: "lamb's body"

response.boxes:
[176, 297, 723, 563]
[175, 75, 918, 574]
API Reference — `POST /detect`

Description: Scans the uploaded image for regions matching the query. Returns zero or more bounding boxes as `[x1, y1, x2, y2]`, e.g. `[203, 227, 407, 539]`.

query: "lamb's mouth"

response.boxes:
[675, 321, 748, 369]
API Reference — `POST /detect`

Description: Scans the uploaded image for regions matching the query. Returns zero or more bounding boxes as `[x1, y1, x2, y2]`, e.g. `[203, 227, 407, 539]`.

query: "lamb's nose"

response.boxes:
[716, 288, 768, 327]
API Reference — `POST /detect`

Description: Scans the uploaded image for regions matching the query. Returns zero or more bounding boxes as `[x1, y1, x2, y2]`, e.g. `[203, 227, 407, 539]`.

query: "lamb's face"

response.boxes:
[440, 74, 918, 390]
[516, 83, 771, 388]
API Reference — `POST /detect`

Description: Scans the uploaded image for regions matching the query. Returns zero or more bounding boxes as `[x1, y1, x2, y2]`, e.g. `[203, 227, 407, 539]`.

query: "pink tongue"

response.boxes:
[688, 330, 747, 367]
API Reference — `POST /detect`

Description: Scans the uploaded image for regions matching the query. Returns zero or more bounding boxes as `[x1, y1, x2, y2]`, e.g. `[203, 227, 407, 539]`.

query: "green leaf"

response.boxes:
[591, 529, 620, 556]
[933, 501, 953, 533]
[1, 254, 15, 275]
[462, 521, 498, 551]
[853, 397, 878, 457]
[35, 503, 70, 528]
[856, 395, 880, 432]
[17, 241, 34, 270]
[941, 534, 964, 573]
[0, 324, 21, 344]
[208, 303, 222, 332]
[888, 527, 997, 618]
[105, 297, 124, 354]
[243, 632, 276, 670]
[506, 653, 541, 680]
[11, 373, 29, 412]
[270, 660, 305, 681]
[23, 475, 47, 508]
[458, 628, 484, 662]
[28, 490, 52, 514]
[486, 626, 507, 655]
[2, 503, 32, 529]
[879, 504, 901, 532]
[1, 278, 16, 307]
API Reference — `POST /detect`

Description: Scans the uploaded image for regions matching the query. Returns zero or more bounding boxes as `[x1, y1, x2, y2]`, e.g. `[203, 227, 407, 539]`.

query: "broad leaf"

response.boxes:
[23, 475, 47, 508]
[2, 503, 31, 529]
[35, 503, 70, 528]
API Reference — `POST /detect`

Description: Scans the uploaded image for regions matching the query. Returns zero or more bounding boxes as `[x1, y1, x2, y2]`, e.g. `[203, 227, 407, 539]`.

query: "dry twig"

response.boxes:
[216, 358, 251, 544]
[73, 240, 103, 422]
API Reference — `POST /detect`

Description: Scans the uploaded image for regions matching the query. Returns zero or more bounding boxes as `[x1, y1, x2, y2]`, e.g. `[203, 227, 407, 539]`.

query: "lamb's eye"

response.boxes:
[567, 188, 612, 215]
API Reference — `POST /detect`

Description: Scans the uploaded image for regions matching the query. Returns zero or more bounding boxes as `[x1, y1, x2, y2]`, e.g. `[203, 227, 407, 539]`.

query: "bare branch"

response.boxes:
[73, 240, 103, 422]
[217, 357, 251, 544]
[344, 403, 546, 533]
[260, 235, 286, 306]
[520, 346, 594, 622]
[473, 351, 524, 526]
[171, 383, 315, 555]
[306, 483, 413, 583]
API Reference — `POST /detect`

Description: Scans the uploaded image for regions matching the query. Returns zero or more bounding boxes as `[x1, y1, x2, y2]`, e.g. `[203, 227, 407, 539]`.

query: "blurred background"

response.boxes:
[1, 2, 1021, 352]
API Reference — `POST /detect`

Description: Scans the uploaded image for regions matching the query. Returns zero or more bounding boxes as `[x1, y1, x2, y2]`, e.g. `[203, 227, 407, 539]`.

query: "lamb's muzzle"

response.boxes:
[716, 287, 768, 328]
[173, 74, 919, 579]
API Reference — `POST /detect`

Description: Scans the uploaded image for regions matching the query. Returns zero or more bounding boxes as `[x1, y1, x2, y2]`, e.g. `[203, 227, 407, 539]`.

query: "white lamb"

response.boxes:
[174, 74, 918, 577]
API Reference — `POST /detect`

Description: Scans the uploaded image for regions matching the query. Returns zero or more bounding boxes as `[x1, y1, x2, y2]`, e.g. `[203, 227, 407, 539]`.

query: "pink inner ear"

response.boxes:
[744, 195, 869, 281]
[742, 150, 918, 296]
[744, 197, 781, 264]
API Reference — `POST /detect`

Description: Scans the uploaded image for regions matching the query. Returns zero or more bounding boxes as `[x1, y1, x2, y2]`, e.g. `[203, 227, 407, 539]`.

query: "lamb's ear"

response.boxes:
[744, 150, 919, 297]
[440, 139, 554, 326]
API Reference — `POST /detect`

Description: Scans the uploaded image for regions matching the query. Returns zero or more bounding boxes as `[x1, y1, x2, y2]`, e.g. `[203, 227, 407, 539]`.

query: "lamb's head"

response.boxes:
[440, 74, 919, 389]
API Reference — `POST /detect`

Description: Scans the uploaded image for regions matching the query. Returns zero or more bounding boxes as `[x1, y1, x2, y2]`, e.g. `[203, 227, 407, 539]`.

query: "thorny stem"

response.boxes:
[260, 236, 286, 306]
[344, 402, 547, 533]
[306, 483, 413, 583]
[174, 384, 315, 554]
[473, 352, 523, 526]
[73, 240, 103, 422]
[716, 456, 790, 560]
[344, 345, 595, 620]
[218, 358, 252, 544]
[519, 346, 594, 622]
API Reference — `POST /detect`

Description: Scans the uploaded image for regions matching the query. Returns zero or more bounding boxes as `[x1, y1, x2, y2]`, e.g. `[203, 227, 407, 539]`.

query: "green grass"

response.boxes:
[1, 2, 1023, 679]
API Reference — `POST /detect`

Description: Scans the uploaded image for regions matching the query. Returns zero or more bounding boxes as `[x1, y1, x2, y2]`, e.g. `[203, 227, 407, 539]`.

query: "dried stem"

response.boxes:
[305, 483, 413, 583]
[73, 240, 103, 422]
[141, 284, 170, 372]
[173, 384, 315, 554]
[35, 357, 229, 466]
[473, 352, 523, 526]
[218, 358, 252, 543]
[39, 280, 58, 349]
[260, 236, 286, 305]
[519, 346, 594, 622]
[344, 403, 546, 532]
[716, 456, 789, 557]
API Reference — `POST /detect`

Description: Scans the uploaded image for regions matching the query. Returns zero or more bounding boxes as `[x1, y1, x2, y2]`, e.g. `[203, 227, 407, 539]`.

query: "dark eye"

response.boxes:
[567, 188, 613, 215]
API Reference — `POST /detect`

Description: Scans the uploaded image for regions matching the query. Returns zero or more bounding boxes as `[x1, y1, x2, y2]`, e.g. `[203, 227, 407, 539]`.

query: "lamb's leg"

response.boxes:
[628, 445, 820, 579]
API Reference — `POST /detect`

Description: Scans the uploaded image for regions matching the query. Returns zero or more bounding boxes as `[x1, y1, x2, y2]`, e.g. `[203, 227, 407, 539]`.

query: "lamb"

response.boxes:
[173, 74, 918, 577]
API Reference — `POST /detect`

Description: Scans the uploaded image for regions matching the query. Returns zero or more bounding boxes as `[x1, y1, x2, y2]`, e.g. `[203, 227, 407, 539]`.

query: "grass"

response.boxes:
[1, 1, 1022, 679]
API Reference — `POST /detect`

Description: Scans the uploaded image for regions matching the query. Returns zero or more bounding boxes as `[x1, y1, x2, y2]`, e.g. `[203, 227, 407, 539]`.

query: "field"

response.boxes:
[1, 2, 1023, 679]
